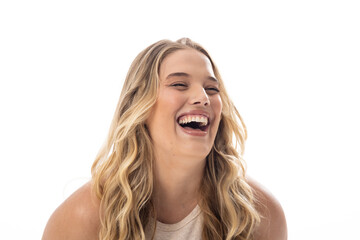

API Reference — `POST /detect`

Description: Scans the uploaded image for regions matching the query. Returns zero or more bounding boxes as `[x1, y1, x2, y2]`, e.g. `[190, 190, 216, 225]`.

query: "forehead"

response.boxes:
[159, 49, 215, 80]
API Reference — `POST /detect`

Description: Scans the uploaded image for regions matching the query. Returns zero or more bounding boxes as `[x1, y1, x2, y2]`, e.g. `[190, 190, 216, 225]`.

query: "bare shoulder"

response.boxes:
[42, 181, 101, 240]
[246, 176, 288, 240]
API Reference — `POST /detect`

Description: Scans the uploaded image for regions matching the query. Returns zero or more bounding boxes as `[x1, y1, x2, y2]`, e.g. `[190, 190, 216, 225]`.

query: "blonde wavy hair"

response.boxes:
[91, 38, 260, 240]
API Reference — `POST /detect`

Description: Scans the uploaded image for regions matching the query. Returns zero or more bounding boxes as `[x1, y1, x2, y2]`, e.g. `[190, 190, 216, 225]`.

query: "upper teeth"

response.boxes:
[178, 115, 208, 126]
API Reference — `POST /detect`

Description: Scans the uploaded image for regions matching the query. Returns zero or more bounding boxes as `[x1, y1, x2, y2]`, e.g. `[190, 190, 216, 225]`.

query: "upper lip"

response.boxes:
[177, 110, 211, 122]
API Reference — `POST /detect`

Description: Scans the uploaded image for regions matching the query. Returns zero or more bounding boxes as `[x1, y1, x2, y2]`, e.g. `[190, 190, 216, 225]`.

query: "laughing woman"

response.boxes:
[42, 38, 287, 240]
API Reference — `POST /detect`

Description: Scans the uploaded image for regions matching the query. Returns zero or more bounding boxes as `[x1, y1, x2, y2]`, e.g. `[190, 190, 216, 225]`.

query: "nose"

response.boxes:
[190, 86, 209, 106]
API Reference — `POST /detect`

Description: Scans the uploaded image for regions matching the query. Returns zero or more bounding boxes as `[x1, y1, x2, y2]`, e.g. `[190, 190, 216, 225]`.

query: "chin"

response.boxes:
[179, 144, 212, 160]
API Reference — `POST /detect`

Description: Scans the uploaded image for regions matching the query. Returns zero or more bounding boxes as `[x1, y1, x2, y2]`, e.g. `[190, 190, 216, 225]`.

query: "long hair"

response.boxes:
[91, 38, 260, 240]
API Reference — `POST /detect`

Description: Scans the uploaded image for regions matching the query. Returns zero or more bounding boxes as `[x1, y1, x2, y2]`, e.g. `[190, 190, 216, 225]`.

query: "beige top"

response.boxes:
[145, 205, 203, 240]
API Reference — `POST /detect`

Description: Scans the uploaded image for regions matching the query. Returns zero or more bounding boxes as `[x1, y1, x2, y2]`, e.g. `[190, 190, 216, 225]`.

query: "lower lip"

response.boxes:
[177, 124, 209, 137]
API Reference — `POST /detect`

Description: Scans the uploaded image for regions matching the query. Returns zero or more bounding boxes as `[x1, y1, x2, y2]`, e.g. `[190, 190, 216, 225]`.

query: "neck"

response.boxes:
[152, 153, 205, 223]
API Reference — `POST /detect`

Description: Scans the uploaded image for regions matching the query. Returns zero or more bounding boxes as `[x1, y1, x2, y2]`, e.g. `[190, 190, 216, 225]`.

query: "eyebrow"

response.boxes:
[166, 72, 219, 83]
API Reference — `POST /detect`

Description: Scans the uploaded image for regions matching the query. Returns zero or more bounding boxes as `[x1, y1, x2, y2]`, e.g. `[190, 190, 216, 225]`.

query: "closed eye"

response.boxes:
[170, 83, 189, 91]
[171, 83, 187, 87]
[206, 87, 220, 93]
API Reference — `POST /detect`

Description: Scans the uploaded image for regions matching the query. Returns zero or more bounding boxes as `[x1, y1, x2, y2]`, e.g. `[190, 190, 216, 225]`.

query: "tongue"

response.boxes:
[182, 126, 203, 131]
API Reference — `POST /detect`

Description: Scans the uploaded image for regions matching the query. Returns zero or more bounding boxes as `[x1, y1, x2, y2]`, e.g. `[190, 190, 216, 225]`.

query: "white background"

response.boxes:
[1, 0, 359, 239]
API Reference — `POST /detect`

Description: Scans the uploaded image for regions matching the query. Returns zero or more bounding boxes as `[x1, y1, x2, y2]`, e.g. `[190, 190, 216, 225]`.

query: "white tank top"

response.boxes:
[144, 205, 203, 240]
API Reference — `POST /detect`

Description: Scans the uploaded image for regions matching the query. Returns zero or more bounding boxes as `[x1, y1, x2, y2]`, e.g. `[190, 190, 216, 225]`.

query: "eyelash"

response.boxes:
[171, 83, 187, 87]
[206, 87, 220, 93]
[170, 83, 219, 93]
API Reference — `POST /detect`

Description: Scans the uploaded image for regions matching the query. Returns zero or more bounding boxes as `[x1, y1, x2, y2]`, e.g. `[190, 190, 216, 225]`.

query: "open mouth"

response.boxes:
[177, 115, 210, 132]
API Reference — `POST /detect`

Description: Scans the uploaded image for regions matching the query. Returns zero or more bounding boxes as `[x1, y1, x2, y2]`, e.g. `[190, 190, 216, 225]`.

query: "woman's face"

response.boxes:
[146, 49, 222, 162]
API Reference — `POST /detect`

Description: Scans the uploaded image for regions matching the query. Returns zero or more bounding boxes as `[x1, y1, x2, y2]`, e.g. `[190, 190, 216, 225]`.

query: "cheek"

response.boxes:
[158, 91, 185, 116]
[161, 90, 184, 105]
[210, 96, 222, 137]
[150, 93, 184, 129]
[212, 95, 223, 117]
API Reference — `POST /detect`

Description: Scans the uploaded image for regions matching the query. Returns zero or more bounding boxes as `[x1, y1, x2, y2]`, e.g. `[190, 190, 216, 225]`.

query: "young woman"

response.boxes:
[42, 38, 287, 240]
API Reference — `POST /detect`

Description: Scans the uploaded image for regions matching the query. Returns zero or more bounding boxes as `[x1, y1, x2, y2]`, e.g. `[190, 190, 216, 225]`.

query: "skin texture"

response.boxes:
[146, 49, 222, 164]
[42, 49, 287, 240]
[42, 180, 287, 240]
[146, 49, 223, 223]
[42, 182, 100, 240]
[248, 177, 288, 240]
